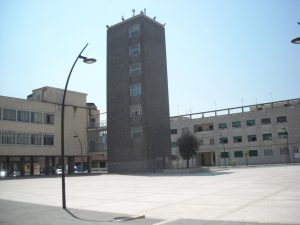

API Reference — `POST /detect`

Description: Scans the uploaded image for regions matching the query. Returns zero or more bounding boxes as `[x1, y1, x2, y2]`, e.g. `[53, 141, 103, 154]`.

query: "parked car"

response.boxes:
[55, 169, 62, 174]
[0, 170, 6, 177]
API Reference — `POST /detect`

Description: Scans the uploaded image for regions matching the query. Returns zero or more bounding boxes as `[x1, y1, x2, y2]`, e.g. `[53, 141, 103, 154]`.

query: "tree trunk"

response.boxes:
[186, 158, 189, 168]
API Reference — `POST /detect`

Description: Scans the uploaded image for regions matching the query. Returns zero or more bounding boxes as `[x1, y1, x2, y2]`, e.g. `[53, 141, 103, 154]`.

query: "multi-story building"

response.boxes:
[0, 86, 106, 176]
[107, 12, 171, 172]
[170, 98, 300, 167]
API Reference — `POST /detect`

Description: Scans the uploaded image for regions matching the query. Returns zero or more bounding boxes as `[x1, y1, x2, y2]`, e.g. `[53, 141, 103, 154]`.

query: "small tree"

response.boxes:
[177, 131, 198, 168]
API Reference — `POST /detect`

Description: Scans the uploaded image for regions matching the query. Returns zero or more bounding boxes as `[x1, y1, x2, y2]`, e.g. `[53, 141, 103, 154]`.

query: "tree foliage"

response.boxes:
[177, 131, 198, 168]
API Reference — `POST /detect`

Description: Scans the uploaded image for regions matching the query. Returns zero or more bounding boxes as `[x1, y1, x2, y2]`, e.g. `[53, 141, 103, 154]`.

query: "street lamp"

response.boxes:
[73, 135, 83, 174]
[219, 132, 226, 167]
[291, 22, 300, 44]
[61, 43, 96, 209]
[282, 124, 290, 164]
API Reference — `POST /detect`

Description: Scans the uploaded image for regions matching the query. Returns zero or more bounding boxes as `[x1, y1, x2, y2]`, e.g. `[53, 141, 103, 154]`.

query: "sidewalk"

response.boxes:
[1, 165, 300, 225]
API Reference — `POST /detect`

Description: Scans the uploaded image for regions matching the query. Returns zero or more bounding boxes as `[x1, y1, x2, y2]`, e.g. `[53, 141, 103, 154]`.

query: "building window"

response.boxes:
[2, 131, 15, 144]
[249, 150, 258, 157]
[171, 142, 177, 148]
[221, 152, 229, 158]
[264, 149, 273, 156]
[44, 113, 54, 124]
[129, 24, 140, 38]
[17, 110, 30, 122]
[218, 123, 227, 129]
[277, 116, 287, 123]
[280, 148, 288, 155]
[194, 125, 202, 132]
[129, 43, 140, 56]
[31, 134, 42, 145]
[129, 63, 141, 76]
[246, 120, 256, 126]
[261, 118, 271, 125]
[170, 129, 177, 135]
[17, 133, 29, 145]
[233, 136, 242, 143]
[199, 140, 204, 146]
[0, 108, 2, 120]
[31, 112, 42, 123]
[194, 124, 213, 132]
[234, 151, 243, 158]
[130, 83, 141, 96]
[131, 126, 142, 138]
[247, 135, 257, 142]
[219, 137, 228, 144]
[210, 139, 215, 145]
[130, 104, 142, 117]
[100, 162, 106, 168]
[232, 121, 241, 128]
[43, 134, 54, 145]
[278, 132, 288, 139]
[3, 109, 16, 121]
[263, 133, 272, 141]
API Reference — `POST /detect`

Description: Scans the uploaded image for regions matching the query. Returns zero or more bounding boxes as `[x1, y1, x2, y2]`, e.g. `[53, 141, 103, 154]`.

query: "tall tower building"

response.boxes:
[107, 12, 171, 172]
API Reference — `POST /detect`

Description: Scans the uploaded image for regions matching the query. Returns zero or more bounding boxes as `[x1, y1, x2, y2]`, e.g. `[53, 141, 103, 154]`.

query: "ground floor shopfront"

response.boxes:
[0, 155, 106, 176]
[171, 147, 300, 169]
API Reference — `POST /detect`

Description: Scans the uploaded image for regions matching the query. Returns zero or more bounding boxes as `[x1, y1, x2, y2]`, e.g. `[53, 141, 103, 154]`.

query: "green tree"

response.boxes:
[177, 131, 198, 168]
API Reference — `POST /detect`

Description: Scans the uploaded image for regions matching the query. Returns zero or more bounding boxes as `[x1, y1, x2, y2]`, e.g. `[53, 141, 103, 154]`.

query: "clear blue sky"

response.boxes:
[1, 0, 299, 119]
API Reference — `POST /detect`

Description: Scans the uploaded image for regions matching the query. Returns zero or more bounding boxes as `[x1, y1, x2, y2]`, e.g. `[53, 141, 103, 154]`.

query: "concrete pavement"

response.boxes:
[0, 164, 300, 225]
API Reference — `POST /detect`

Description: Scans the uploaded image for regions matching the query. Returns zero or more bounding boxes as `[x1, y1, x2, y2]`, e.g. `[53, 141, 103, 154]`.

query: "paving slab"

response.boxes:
[0, 165, 300, 225]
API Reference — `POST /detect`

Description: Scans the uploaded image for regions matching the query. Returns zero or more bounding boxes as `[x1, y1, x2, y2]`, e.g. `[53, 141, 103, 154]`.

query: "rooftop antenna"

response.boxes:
[144, 8, 146, 15]
[132, 9, 135, 16]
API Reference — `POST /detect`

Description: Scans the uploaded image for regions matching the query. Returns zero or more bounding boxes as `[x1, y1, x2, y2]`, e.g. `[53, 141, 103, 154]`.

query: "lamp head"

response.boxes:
[79, 55, 97, 64]
[83, 57, 97, 64]
[291, 37, 300, 44]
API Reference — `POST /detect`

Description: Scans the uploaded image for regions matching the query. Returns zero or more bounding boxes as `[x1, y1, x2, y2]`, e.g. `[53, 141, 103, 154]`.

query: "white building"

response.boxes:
[0, 87, 106, 176]
[170, 98, 300, 168]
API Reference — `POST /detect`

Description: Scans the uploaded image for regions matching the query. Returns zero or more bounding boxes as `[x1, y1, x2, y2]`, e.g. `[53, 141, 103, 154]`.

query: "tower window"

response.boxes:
[130, 104, 142, 116]
[129, 24, 140, 38]
[130, 83, 141, 96]
[129, 63, 141, 76]
[131, 126, 142, 138]
[129, 43, 140, 56]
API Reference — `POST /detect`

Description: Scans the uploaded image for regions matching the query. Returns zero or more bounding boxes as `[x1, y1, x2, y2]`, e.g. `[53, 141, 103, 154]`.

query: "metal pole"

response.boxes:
[282, 124, 290, 164]
[78, 137, 83, 173]
[61, 43, 89, 209]
[219, 132, 226, 167]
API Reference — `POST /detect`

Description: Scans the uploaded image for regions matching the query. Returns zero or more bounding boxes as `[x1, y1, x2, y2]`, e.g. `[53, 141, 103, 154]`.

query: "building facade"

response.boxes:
[0, 87, 106, 176]
[107, 12, 171, 172]
[170, 99, 300, 167]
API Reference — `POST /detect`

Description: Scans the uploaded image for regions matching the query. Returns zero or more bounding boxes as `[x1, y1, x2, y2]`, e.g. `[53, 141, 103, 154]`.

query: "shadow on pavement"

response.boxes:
[0, 199, 160, 225]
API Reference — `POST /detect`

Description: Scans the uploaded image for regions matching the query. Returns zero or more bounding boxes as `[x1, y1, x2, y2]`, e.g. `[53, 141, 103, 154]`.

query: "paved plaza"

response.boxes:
[0, 165, 300, 225]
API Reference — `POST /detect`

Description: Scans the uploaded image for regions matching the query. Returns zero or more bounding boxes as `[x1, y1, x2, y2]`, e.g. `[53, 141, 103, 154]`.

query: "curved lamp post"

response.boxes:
[61, 43, 96, 209]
